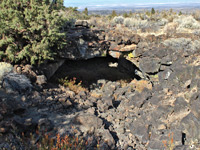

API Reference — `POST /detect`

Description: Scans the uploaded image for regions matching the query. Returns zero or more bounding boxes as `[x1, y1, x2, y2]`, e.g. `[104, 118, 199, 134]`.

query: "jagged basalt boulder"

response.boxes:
[60, 28, 107, 60]
[139, 57, 161, 74]
[180, 113, 200, 145]
[2, 73, 32, 94]
[73, 114, 103, 133]
[0, 90, 25, 117]
[75, 20, 90, 28]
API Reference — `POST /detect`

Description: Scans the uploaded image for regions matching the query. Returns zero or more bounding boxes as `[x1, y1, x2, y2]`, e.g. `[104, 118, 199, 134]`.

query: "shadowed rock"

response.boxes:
[2, 73, 32, 94]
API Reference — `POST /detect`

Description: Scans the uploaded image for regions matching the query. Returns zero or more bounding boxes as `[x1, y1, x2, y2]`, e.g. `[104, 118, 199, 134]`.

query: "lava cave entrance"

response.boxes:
[51, 55, 141, 88]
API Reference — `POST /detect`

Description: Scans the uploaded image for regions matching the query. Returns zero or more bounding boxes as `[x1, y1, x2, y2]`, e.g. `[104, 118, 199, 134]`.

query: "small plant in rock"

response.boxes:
[162, 133, 174, 150]
[37, 134, 87, 150]
[59, 77, 86, 94]
[128, 52, 134, 59]
[21, 130, 88, 150]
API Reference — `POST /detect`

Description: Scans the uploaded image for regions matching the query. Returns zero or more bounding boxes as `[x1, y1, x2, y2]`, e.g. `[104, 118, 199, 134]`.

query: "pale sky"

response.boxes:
[64, 0, 200, 9]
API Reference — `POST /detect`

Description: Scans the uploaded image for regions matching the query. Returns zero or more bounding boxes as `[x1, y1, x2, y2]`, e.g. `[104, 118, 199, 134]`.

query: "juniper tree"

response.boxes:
[50, 0, 64, 10]
[151, 8, 155, 15]
[123, 12, 128, 18]
[111, 10, 117, 18]
[83, 7, 88, 16]
[0, 0, 67, 65]
[129, 11, 133, 17]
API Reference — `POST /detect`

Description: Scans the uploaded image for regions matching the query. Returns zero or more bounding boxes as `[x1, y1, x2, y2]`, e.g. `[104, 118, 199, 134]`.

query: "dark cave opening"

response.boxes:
[50, 55, 141, 88]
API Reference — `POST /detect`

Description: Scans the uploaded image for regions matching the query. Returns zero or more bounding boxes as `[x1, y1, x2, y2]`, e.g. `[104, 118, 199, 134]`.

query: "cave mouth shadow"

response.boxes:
[50, 55, 141, 88]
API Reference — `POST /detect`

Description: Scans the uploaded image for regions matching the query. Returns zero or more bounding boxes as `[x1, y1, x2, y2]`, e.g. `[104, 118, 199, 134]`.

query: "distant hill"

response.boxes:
[87, 3, 200, 15]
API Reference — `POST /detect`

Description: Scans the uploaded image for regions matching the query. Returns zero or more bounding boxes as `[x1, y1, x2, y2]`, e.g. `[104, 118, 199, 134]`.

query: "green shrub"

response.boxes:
[151, 8, 155, 15]
[0, 0, 67, 65]
[174, 15, 200, 30]
[146, 11, 151, 16]
[123, 12, 129, 18]
[113, 16, 124, 24]
[129, 11, 133, 17]
[111, 10, 117, 18]
[162, 38, 200, 52]
[123, 18, 148, 29]
[83, 7, 88, 16]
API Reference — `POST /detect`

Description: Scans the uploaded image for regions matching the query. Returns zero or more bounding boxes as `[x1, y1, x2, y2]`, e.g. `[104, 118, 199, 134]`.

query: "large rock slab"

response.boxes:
[139, 57, 161, 74]
[59, 27, 107, 60]
[2, 73, 32, 94]
[180, 113, 200, 145]
[73, 114, 103, 134]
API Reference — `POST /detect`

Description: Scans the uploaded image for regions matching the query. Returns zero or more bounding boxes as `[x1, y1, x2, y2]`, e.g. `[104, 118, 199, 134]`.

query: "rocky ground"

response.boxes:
[0, 17, 200, 150]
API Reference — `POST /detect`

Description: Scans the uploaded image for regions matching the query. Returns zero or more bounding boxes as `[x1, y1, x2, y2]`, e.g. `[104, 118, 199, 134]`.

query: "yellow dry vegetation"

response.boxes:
[131, 79, 152, 93]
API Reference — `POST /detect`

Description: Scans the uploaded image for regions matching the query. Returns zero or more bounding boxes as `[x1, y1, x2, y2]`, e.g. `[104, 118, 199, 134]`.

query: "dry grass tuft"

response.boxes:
[20, 131, 89, 150]
[59, 77, 87, 94]
[131, 79, 152, 93]
[162, 133, 174, 150]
